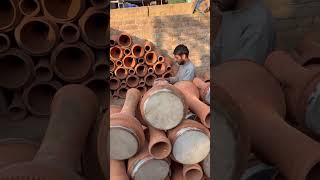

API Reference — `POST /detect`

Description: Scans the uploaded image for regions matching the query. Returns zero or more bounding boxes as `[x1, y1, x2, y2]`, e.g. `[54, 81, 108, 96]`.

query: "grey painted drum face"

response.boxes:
[132, 157, 170, 180]
[172, 128, 210, 164]
[143, 89, 184, 130]
[110, 126, 139, 160]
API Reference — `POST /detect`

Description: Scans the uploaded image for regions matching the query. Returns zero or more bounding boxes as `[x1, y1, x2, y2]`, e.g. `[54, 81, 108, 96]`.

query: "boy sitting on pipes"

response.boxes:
[165, 44, 196, 84]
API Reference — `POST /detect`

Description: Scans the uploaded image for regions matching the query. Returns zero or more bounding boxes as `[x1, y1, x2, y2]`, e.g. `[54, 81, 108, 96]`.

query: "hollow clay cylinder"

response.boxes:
[110, 35, 119, 47]
[126, 74, 139, 88]
[145, 51, 158, 66]
[0, 85, 99, 179]
[144, 73, 157, 86]
[124, 47, 131, 56]
[127, 144, 170, 180]
[153, 62, 167, 75]
[41, 0, 85, 23]
[144, 41, 154, 52]
[23, 80, 62, 117]
[110, 77, 121, 90]
[193, 77, 210, 105]
[131, 44, 145, 58]
[118, 33, 132, 48]
[117, 85, 128, 99]
[19, 0, 41, 16]
[15, 17, 59, 56]
[214, 60, 320, 180]
[0, 33, 11, 53]
[183, 163, 204, 180]
[123, 55, 136, 68]
[148, 126, 172, 159]
[127, 68, 135, 75]
[265, 51, 320, 136]
[140, 79, 187, 130]
[110, 88, 145, 160]
[78, 7, 108, 49]
[174, 81, 210, 128]
[35, 58, 54, 82]
[168, 120, 210, 165]
[51, 42, 94, 83]
[59, 23, 80, 43]
[135, 64, 148, 77]
[0, 49, 34, 89]
[110, 46, 124, 60]
[0, 0, 22, 32]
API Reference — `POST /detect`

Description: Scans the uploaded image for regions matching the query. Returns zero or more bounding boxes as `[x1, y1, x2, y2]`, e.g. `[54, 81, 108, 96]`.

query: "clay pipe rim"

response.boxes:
[19, 0, 41, 17]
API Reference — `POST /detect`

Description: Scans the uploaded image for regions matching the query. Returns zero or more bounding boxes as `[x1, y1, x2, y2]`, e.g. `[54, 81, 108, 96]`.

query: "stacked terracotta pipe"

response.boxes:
[0, 0, 108, 122]
[110, 33, 174, 98]
[108, 79, 211, 180]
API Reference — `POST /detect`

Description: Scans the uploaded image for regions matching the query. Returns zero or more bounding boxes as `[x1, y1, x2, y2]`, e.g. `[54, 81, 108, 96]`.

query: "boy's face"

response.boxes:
[174, 54, 187, 65]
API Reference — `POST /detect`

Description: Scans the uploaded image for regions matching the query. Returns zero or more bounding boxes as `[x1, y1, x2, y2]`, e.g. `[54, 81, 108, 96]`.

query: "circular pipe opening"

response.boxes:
[150, 141, 170, 158]
[25, 83, 59, 116]
[145, 75, 156, 86]
[110, 60, 115, 71]
[53, 44, 93, 82]
[158, 56, 164, 62]
[138, 58, 144, 64]
[116, 60, 122, 67]
[136, 65, 147, 77]
[110, 39, 116, 46]
[148, 68, 154, 74]
[0, 54, 30, 89]
[145, 45, 151, 52]
[41, 0, 83, 21]
[35, 66, 52, 82]
[110, 78, 120, 90]
[163, 72, 172, 78]
[60, 23, 79, 43]
[155, 63, 166, 75]
[84, 12, 108, 47]
[19, 20, 56, 54]
[124, 48, 131, 55]
[166, 66, 171, 71]
[19, 0, 40, 16]
[123, 56, 136, 68]
[132, 45, 144, 58]
[110, 47, 122, 59]
[118, 34, 131, 47]
[118, 87, 127, 98]
[185, 169, 203, 180]
[127, 76, 139, 87]
[139, 81, 145, 87]
[115, 67, 127, 79]
[0, 1, 15, 30]
[128, 69, 135, 75]
[0, 34, 10, 53]
[145, 52, 158, 65]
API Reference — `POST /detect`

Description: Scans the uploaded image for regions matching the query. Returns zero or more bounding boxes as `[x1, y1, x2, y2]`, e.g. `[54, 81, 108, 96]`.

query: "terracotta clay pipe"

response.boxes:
[110, 160, 129, 180]
[117, 84, 128, 99]
[137, 58, 145, 64]
[168, 120, 210, 164]
[126, 75, 139, 88]
[0, 85, 99, 179]
[174, 81, 211, 128]
[153, 62, 167, 75]
[158, 55, 165, 63]
[172, 163, 184, 180]
[123, 55, 137, 68]
[162, 71, 173, 79]
[90, 0, 108, 9]
[15, 17, 59, 56]
[139, 79, 145, 87]
[144, 73, 157, 86]
[137, 85, 147, 95]
[201, 154, 210, 179]
[265, 51, 320, 136]
[110, 88, 145, 160]
[0, 0, 22, 33]
[110, 77, 121, 90]
[51, 42, 94, 83]
[127, 68, 135, 75]
[41, 0, 85, 23]
[0, 138, 39, 169]
[0, 33, 11, 53]
[145, 51, 158, 66]
[110, 46, 124, 60]
[98, 105, 122, 179]
[8, 92, 27, 121]
[0, 49, 34, 89]
[131, 44, 145, 58]
[35, 58, 54, 82]
[135, 64, 148, 77]
[164, 57, 173, 71]
[148, 67, 154, 74]
[144, 41, 154, 52]
[19, 0, 40, 16]
[214, 60, 320, 180]
[93, 51, 107, 78]
[78, 7, 108, 49]
[183, 163, 204, 180]
[124, 48, 131, 56]
[295, 31, 320, 66]
[115, 59, 123, 67]
[140, 79, 187, 130]
[193, 77, 210, 105]
[118, 33, 132, 48]
[110, 71, 114, 78]
[23, 80, 62, 117]
[59, 23, 80, 43]
[148, 126, 172, 159]
[110, 35, 119, 47]
[127, 143, 170, 180]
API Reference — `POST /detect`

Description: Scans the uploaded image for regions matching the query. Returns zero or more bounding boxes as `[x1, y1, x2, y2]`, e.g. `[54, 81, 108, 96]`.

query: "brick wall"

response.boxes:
[263, 0, 320, 50]
[110, 3, 210, 75]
